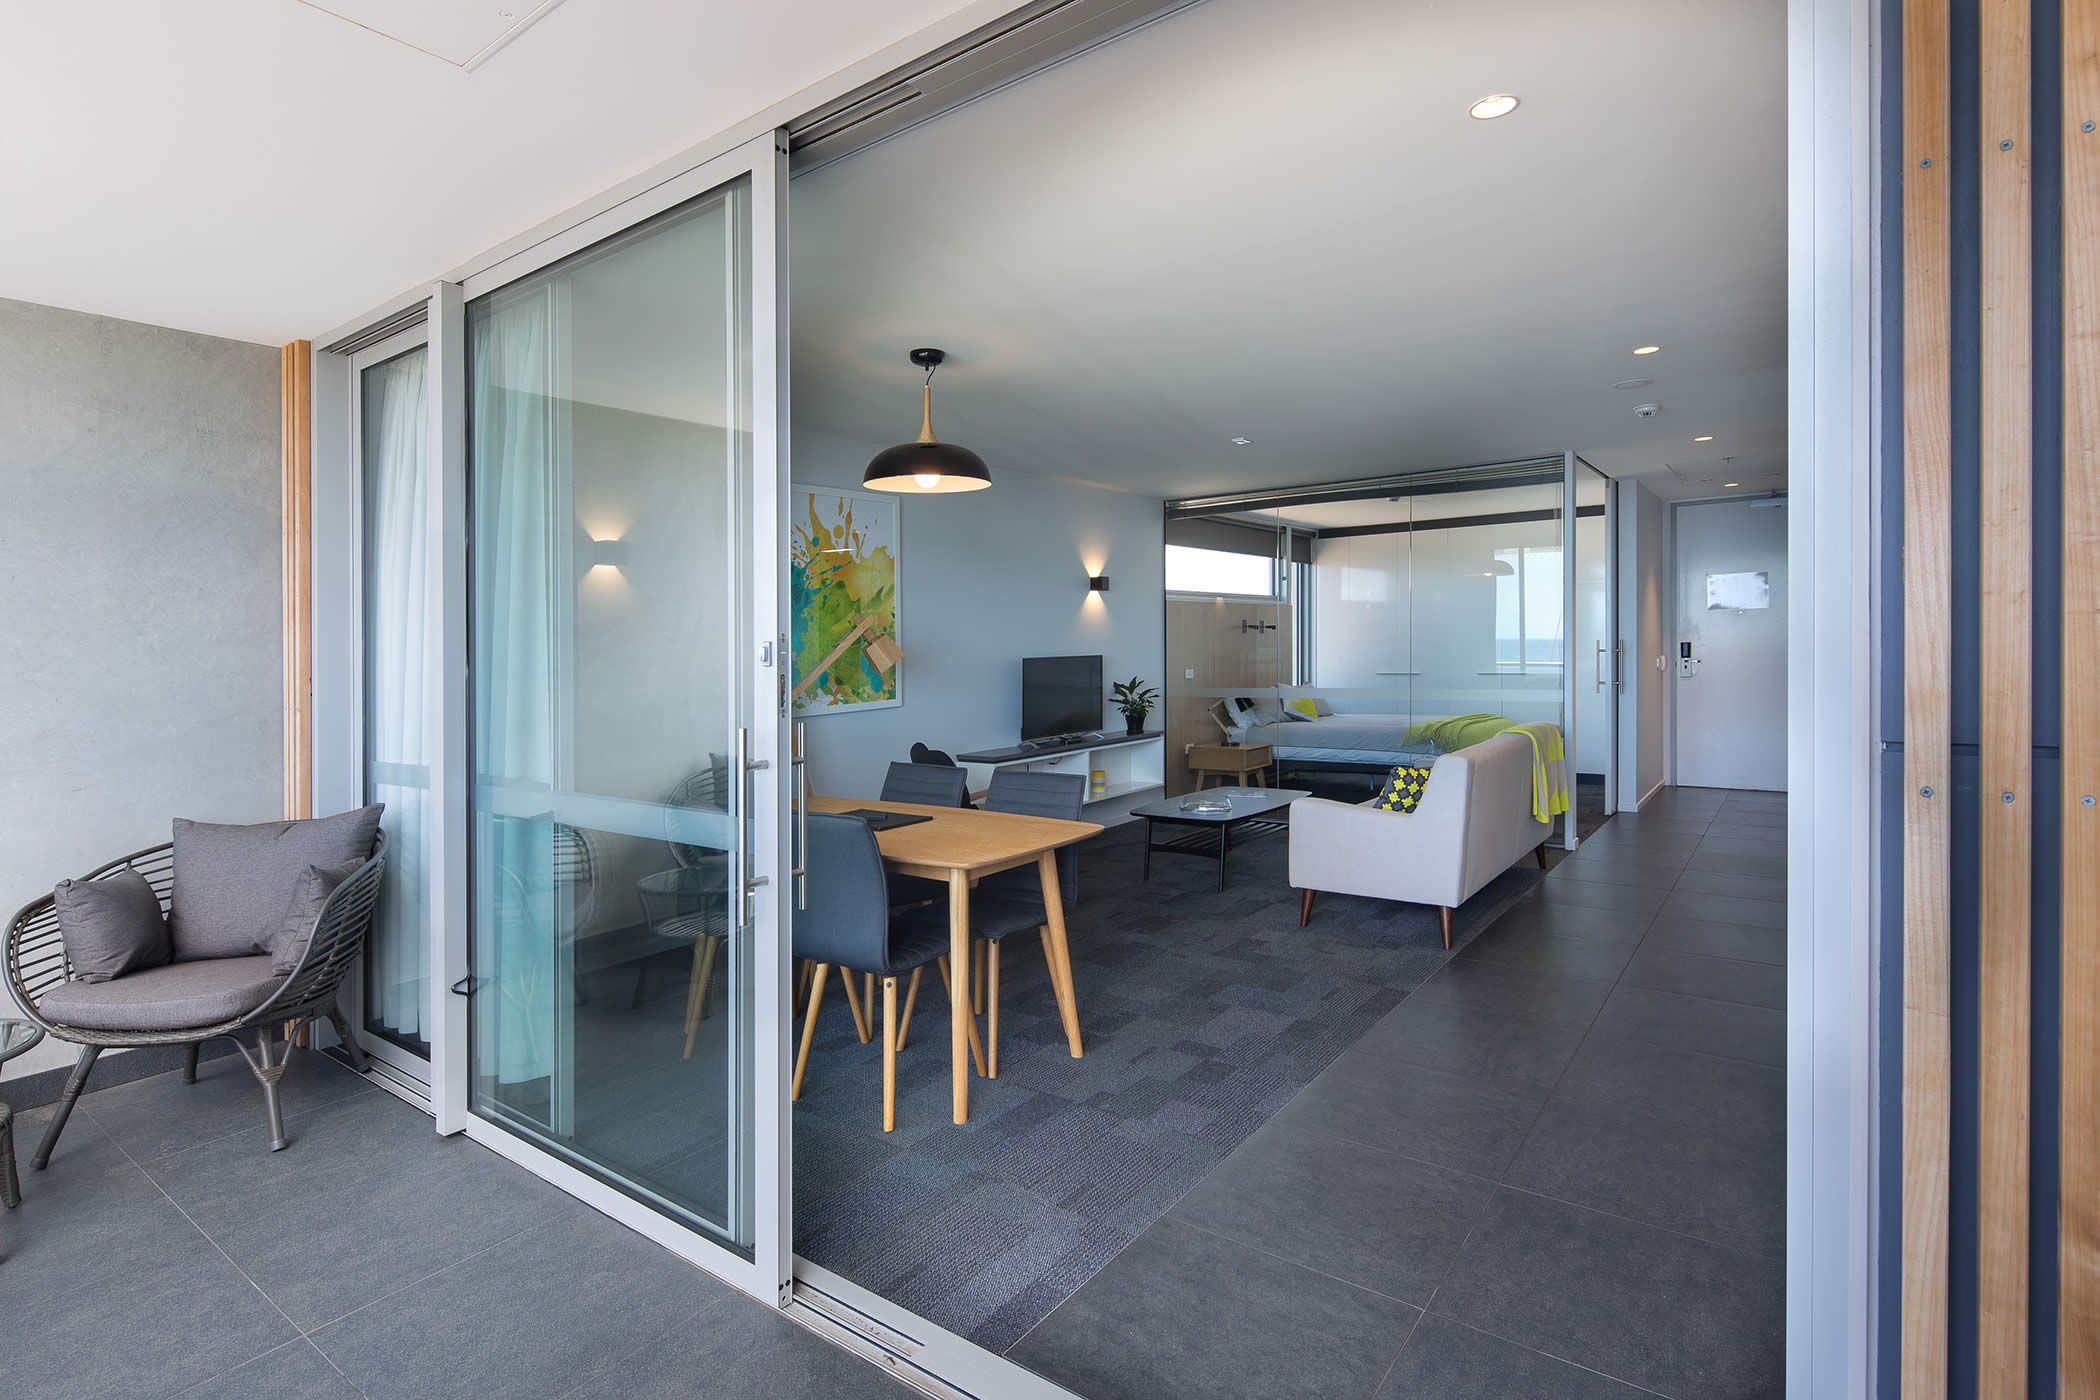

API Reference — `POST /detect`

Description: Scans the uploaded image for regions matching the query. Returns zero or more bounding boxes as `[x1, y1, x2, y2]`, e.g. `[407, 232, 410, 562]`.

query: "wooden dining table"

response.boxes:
[809, 796, 1100, 1123]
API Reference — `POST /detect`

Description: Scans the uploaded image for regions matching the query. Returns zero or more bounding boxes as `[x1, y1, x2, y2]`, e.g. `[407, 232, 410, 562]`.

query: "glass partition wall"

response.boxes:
[1164, 457, 1614, 844]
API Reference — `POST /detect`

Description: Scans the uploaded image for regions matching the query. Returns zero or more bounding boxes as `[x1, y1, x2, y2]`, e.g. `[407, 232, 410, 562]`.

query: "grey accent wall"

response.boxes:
[0, 298, 282, 1076]
[792, 428, 1166, 799]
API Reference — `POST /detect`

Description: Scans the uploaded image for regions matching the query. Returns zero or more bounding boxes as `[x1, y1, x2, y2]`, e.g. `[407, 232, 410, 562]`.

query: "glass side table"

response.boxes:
[1, 1019, 47, 1211]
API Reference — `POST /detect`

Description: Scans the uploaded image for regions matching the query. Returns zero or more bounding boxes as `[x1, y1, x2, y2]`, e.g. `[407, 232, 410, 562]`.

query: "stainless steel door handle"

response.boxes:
[1595, 641, 1606, 693]
[734, 727, 770, 926]
[791, 720, 808, 911]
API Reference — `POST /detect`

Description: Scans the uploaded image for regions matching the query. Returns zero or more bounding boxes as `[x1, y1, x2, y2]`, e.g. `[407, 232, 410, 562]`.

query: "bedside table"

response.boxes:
[1188, 742, 1276, 789]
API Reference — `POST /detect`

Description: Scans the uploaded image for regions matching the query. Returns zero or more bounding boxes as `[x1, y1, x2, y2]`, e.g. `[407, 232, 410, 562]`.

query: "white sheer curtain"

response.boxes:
[470, 286, 559, 1091]
[361, 348, 430, 1046]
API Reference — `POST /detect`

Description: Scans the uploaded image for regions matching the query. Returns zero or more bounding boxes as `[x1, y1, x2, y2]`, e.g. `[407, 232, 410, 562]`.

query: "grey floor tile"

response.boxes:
[144, 1088, 570, 1329]
[1644, 915, 1786, 966]
[1431, 1188, 1783, 1399]
[310, 1206, 733, 1400]
[1590, 986, 1786, 1067]
[1498, 894, 1656, 942]
[1600, 814, 1712, 837]
[1672, 868, 1787, 903]
[1009, 1215, 1418, 1400]
[1376, 1314, 1650, 1399]
[1356, 995, 1592, 1095]
[1552, 851, 1687, 891]
[79, 1046, 374, 1162]
[1456, 923, 1641, 984]
[1703, 821, 1787, 845]
[1683, 848, 1786, 881]
[1532, 876, 1673, 917]
[0, 1102, 205, 1284]
[1411, 957, 1615, 1029]
[2, 1227, 300, 1400]
[1170, 1116, 1496, 1305]
[1660, 889, 1786, 931]
[1550, 1035, 1786, 1148]
[559, 1298, 912, 1399]
[174, 1341, 363, 1400]
[1505, 1093, 1786, 1258]
[1623, 946, 1786, 1010]
[1271, 1053, 1546, 1177]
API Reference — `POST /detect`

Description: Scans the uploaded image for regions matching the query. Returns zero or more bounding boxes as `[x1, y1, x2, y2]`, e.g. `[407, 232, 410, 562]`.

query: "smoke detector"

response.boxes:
[1632, 402, 1662, 420]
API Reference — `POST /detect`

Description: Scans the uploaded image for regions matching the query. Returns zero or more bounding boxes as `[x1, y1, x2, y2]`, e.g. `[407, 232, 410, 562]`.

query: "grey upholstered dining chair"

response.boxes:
[791, 814, 983, 1131]
[878, 761, 970, 911]
[4, 831, 386, 1162]
[971, 769, 1086, 1075]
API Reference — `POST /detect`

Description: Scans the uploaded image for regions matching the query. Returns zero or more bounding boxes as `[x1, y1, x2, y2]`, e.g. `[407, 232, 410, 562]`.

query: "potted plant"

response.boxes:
[1111, 677, 1159, 736]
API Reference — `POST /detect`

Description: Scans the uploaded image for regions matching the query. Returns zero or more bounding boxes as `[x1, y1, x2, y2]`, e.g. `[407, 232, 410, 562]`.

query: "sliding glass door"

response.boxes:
[352, 328, 435, 1076]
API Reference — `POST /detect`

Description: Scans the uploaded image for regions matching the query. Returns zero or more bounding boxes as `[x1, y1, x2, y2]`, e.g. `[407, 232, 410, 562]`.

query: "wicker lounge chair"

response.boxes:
[3, 831, 386, 1163]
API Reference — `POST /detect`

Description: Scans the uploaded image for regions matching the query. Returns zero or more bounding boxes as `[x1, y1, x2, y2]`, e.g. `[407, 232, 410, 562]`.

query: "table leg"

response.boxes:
[948, 870, 972, 1124]
[1037, 852, 1084, 1058]
[1142, 818, 1154, 881]
[1217, 821, 1230, 889]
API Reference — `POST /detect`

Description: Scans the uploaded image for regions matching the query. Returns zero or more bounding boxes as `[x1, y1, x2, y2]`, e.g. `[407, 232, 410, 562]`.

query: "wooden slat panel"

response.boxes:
[2062, 2, 2100, 1390]
[280, 341, 313, 822]
[1976, 2, 2033, 1393]
[1901, 0, 1953, 1393]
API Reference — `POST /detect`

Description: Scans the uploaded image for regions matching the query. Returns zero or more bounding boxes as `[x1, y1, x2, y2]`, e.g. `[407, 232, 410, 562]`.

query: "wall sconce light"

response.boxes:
[1089, 575, 1111, 593]
[589, 538, 629, 569]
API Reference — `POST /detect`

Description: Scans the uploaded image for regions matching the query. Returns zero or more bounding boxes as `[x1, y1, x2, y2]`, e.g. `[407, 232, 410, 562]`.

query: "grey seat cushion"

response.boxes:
[170, 804, 382, 961]
[53, 867, 171, 982]
[37, 955, 286, 1032]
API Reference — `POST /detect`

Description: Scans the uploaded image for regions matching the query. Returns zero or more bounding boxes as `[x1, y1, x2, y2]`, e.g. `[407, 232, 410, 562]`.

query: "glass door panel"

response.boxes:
[358, 339, 433, 1068]
[467, 184, 757, 1250]
[1574, 462, 1615, 819]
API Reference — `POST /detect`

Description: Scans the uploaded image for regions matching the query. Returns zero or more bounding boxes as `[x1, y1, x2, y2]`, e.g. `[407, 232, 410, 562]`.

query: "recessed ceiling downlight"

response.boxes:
[1469, 94, 1520, 120]
[1633, 345, 1661, 356]
[1694, 435, 1715, 442]
[1724, 481, 1741, 488]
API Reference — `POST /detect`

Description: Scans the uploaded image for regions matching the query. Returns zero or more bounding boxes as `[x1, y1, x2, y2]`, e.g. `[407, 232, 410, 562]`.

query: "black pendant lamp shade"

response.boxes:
[862, 348, 992, 493]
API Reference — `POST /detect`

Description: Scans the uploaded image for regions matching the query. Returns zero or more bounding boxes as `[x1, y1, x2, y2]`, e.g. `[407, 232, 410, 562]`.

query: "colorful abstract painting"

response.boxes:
[792, 487, 902, 714]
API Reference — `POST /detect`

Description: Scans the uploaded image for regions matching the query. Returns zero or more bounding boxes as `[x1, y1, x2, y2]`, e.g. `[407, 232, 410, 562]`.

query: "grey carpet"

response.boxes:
[790, 808, 1553, 1353]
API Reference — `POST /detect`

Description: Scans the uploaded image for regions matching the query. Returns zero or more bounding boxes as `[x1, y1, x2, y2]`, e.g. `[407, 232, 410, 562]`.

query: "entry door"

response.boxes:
[454, 133, 790, 1293]
[1674, 498, 1787, 791]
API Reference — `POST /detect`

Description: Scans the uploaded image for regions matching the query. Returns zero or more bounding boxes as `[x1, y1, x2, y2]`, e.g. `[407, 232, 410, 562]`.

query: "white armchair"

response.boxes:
[1289, 731, 1552, 947]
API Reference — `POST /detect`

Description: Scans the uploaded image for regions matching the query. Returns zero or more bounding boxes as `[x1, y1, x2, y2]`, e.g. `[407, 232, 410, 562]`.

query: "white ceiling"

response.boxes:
[0, 0, 970, 346]
[790, 0, 1787, 500]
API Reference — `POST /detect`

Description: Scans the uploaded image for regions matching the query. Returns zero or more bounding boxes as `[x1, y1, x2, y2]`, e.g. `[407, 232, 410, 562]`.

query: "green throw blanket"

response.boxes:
[1402, 713, 1516, 753]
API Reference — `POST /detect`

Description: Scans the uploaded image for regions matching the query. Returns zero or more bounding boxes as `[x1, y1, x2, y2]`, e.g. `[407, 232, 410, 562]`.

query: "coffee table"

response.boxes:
[1, 1019, 47, 1213]
[1130, 787, 1310, 889]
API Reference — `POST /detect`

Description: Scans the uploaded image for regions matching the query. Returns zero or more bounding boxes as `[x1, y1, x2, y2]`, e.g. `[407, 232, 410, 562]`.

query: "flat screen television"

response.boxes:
[1021, 655, 1103, 740]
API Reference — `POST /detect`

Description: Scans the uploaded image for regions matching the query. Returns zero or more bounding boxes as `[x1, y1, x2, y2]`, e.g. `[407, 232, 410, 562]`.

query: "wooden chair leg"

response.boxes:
[1536, 843, 1549, 870]
[896, 966, 923, 1052]
[1037, 926, 1077, 1034]
[935, 955, 988, 1077]
[1439, 906, 1454, 949]
[882, 977, 898, 1132]
[793, 964, 830, 1099]
[987, 939, 1001, 1078]
[840, 964, 873, 1044]
[973, 947, 986, 1015]
[1300, 889, 1316, 927]
[793, 958, 814, 1015]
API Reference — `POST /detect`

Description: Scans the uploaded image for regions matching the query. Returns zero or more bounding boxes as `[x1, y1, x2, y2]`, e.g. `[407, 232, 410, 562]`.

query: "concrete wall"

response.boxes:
[791, 428, 1164, 798]
[0, 298, 282, 1075]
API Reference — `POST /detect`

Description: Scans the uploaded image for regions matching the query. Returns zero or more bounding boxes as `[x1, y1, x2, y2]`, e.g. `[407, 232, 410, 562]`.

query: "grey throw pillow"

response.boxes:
[53, 867, 172, 983]
[269, 859, 365, 975]
[170, 804, 383, 961]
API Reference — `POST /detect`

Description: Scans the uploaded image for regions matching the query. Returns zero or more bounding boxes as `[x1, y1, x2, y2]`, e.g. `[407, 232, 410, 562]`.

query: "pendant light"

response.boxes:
[862, 347, 991, 493]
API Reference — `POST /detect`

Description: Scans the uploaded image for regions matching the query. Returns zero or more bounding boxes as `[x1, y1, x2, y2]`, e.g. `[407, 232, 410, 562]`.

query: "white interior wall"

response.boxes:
[790, 430, 1165, 798]
[1619, 479, 1669, 806]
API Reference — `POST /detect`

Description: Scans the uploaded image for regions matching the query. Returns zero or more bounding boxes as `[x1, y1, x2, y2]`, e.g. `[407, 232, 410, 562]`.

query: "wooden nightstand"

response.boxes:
[1187, 742, 1276, 789]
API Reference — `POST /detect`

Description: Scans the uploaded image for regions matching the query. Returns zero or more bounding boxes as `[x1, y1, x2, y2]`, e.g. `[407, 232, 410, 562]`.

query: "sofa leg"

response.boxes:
[1536, 843, 1549, 870]
[31, 1046, 100, 1170]
[182, 1043, 200, 1084]
[1439, 906, 1453, 950]
[1299, 889, 1316, 927]
[327, 1008, 370, 1073]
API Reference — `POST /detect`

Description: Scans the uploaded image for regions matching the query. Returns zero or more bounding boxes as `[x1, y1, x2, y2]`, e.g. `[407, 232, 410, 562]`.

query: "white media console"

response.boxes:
[953, 731, 1165, 827]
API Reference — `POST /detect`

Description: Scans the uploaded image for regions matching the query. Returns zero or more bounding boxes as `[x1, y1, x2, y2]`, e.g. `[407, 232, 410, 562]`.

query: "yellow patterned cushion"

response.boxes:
[1285, 697, 1320, 719]
[1374, 765, 1432, 813]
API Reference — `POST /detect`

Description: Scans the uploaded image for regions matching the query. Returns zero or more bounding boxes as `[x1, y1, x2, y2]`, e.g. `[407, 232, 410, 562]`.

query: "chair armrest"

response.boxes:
[1288, 794, 1467, 907]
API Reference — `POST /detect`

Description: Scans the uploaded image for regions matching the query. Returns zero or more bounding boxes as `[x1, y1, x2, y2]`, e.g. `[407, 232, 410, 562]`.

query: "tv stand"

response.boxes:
[953, 731, 1165, 825]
